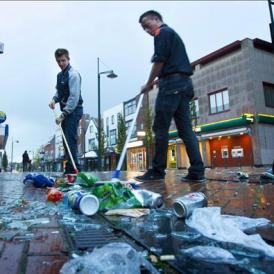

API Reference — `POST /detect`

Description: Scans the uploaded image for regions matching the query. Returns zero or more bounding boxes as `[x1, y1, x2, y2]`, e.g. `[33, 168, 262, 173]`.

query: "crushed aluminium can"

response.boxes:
[134, 189, 163, 208]
[172, 192, 207, 218]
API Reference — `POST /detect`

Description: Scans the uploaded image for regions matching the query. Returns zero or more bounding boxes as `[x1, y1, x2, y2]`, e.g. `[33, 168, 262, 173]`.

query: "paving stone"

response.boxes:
[0, 240, 5, 256]
[25, 255, 68, 274]
[28, 228, 67, 255]
[0, 242, 25, 274]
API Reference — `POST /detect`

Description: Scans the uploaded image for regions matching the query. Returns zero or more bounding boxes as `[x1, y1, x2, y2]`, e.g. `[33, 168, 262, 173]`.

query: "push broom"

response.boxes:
[52, 109, 78, 174]
[111, 93, 144, 182]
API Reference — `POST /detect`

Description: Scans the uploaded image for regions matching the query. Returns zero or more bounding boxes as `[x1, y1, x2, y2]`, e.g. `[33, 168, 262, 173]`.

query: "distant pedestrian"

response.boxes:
[135, 10, 205, 183]
[22, 150, 30, 172]
[49, 48, 83, 174]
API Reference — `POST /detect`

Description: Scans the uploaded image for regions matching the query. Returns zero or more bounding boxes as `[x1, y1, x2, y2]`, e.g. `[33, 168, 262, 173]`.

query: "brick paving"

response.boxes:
[0, 167, 273, 274]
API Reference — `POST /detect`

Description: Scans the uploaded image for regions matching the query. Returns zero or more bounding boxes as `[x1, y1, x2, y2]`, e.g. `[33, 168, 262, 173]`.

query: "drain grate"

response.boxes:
[64, 226, 120, 251]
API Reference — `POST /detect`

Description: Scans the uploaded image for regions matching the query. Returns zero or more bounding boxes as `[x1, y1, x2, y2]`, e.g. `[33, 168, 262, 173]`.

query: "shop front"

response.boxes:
[207, 132, 253, 167]
[167, 142, 177, 168]
[127, 141, 146, 171]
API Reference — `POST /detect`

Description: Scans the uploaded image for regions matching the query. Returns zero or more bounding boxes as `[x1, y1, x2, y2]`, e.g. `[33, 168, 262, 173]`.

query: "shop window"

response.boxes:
[263, 82, 274, 108]
[209, 89, 230, 114]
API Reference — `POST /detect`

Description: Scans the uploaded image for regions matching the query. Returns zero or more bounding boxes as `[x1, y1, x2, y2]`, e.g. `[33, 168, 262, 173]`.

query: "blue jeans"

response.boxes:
[61, 106, 83, 173]
[152, 75, 204, 176]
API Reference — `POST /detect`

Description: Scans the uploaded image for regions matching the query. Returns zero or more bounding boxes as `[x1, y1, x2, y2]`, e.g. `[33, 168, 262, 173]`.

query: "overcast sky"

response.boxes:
[0, 1, 271, 162]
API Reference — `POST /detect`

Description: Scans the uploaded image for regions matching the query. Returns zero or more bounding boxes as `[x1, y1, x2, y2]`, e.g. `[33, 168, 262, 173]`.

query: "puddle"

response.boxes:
[105, 208, 274, 273]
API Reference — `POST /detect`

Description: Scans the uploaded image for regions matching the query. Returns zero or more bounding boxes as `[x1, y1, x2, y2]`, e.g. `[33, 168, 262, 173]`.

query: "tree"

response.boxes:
[190, 99, 198, 127]
[144, 103, 154, 169]
[96, 129, 106, 169]
[116, 113, 127, 154]
[32, 147, 44, 171]
[116, 113, 127, 170]
[2, 151, 8, 171]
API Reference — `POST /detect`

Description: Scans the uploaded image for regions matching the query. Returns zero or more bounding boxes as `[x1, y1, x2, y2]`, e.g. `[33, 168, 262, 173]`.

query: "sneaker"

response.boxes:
[135, 169, 165, 182]
[181, 174, 206, 183]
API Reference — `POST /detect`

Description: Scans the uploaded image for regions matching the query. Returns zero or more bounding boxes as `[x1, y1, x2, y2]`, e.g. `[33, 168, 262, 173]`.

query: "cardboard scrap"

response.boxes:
[105, 208, 150, 218]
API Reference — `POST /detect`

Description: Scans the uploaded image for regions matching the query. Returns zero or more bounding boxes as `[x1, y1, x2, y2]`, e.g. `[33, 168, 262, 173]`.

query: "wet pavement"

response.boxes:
[0, 168, 273, 274]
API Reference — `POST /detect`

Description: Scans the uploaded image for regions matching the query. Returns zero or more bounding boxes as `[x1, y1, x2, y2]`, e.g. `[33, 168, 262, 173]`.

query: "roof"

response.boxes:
[82, 150, 97, 158]
[191, 38, 273, 68]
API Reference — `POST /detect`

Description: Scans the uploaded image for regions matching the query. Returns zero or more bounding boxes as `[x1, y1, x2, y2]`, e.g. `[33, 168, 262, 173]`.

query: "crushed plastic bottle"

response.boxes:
[92, 182, 142, 211]
[182, 246, 237, 263]
[60, 242, 160, 274]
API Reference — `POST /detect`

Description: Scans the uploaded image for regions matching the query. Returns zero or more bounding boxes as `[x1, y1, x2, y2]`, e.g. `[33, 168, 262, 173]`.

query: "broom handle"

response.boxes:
[116, 93, 144, 172]
[52, 109, 78, 172]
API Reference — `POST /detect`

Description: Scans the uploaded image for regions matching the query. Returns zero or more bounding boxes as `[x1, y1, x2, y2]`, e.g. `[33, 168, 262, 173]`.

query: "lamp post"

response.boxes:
[10, 137, 19, 172]
[268, 0, 274, 52]
[97, 57, 118, 171]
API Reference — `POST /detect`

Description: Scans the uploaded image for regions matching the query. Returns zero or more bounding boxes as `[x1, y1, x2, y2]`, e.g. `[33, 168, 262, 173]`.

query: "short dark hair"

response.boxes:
[55, 48, 69, 59]
[139, 10, 163, 23]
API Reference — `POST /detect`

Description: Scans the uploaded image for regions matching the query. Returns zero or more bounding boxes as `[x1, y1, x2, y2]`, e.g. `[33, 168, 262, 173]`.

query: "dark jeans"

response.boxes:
[23, 162, 28, 172]
[152, 75, 204, 177]
[61, 106, 83, 173]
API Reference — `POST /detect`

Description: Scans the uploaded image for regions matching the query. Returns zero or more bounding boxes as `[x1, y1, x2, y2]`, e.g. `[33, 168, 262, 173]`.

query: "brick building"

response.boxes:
[130, 38, 274, 170]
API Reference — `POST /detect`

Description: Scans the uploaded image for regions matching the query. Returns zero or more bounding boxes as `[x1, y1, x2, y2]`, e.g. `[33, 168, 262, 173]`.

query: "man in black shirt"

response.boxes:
[135, 10, 205, 183]
[22, 150, 30, 172]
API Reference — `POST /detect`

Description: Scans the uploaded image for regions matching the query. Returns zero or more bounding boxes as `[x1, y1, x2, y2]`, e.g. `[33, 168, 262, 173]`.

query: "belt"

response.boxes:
[160, 72, 190, 79]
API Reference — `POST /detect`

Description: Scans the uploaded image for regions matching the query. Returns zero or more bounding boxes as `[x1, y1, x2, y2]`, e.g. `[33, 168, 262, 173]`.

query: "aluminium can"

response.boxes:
[172, 192, 207, 218]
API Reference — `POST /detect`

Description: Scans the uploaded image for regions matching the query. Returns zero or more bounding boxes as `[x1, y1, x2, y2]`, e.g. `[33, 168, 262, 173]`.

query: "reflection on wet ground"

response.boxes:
[106, 209, 274, 273]
[91, 169, 274, 222]
[0, 169, 273, 274]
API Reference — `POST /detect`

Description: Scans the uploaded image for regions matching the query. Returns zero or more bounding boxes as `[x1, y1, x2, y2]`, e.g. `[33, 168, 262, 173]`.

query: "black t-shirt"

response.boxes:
[151, 24, 193, 78]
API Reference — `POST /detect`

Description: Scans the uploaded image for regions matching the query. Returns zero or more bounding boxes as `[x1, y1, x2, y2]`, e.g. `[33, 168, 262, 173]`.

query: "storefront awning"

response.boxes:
[196, 114, 253, 133]
[256, 114, 274, 124]
[81, 151, 97, 158]
[168, 114, 254, 138]
[200, 127, 249, 139]
[127, 140, 143, 148]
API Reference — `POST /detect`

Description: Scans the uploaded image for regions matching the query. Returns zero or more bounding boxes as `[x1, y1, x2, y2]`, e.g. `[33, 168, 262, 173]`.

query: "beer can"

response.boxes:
[68, 191, 83, 210]
[172, 192, 207, 218]
[134, 189, 163, 208]
[67, 191, 99, 216]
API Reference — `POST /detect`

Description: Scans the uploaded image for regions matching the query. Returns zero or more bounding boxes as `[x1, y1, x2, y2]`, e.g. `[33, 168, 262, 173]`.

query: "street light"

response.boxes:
[0, 42, 4, 54]
[268, 0, 274, 52]
[97, 57, 118, 171]
[10, 137, 19, 172]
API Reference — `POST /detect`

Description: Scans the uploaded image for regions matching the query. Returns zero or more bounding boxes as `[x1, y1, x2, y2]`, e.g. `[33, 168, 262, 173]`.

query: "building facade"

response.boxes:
[129, 38, 274, 171]
[103, 103, 123, 170]
[54, 128, 64, 172]
[42, 136, 55, 171]
[83, 118, 98, 170]
[176, 38, 274, 168]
